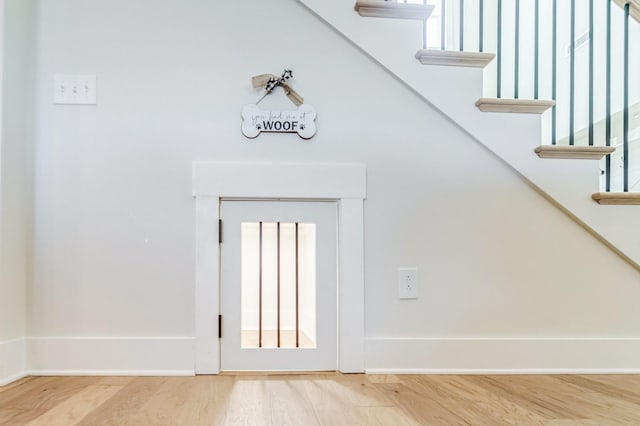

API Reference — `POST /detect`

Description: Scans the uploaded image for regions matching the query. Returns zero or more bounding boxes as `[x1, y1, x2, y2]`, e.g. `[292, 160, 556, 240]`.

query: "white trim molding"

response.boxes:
[192, 162, 367, 374]
[0, 338, 27, 386]
[27, 337, 195, 376]
[192, 162, 366, 199]
[365, 337, 640, 374]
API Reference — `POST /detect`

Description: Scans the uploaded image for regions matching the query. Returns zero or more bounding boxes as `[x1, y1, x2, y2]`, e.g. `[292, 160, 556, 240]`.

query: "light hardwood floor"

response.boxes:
[2, 374, 640, 425]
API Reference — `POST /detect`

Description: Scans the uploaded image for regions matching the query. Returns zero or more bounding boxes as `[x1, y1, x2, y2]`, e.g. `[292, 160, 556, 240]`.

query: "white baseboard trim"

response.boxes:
[366, 368, 640, 375]
[366, 337, 640, 374]
[0, 338, 27, 386]
[28, 337, 195, 375]
[0, 372, 29, 387]
[11, 336, 640, 379]
[28, 370, 194, 377]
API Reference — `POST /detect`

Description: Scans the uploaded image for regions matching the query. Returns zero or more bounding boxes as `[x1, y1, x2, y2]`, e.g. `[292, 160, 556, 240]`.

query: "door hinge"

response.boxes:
[218, 219, 223, 243]
[218, 314, 223, 338]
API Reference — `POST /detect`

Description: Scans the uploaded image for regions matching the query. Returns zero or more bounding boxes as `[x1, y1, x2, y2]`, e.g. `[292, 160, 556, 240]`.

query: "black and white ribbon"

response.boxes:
[251, 69, 304, 106]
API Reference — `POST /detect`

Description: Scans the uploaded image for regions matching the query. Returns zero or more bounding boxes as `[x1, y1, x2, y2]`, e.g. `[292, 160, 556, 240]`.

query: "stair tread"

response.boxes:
[535, 145, 616, 159]
[593, 192, 640, 205]
[476, 98, 555, 114]
[354, 1, 434, 20]
[415, 50, 495, 68]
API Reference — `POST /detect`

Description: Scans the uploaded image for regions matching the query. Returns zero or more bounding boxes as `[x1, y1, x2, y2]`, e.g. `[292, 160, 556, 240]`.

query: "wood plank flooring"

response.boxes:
[2, 374, 640, 425]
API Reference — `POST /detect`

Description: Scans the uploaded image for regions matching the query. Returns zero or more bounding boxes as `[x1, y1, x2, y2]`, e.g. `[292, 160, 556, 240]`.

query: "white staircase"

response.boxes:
[297, 0, 640, 268]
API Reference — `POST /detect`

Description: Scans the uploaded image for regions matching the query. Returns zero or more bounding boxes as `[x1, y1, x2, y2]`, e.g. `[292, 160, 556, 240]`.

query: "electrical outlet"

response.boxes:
[398, 267, 418, 299]
[54, 74, 97, 105]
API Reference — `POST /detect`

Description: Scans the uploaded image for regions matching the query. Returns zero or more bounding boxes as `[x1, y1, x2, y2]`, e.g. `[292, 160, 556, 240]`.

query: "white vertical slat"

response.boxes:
[194, 196, 220, 374]
[338, 198, 365, 373]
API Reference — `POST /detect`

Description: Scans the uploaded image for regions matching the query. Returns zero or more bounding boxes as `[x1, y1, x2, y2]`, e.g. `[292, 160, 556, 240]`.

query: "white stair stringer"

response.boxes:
[297, 0, 640, 269]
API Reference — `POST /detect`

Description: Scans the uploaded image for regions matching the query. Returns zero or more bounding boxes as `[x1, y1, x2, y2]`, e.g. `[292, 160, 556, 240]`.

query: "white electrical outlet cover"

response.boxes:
[398, 267, 418, 300]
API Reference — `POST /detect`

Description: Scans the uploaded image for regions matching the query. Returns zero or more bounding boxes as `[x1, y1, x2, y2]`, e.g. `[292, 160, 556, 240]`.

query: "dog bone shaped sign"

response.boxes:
[241, 103, 317, 139]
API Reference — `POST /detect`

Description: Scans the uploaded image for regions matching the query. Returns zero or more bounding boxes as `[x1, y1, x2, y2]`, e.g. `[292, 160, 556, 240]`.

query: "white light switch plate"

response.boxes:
[54, 75, 97, 105]
[398, 268, 419, 299]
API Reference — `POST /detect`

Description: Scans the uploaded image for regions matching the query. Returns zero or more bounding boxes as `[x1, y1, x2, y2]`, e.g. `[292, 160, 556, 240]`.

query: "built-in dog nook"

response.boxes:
[192, 162, 366, 374]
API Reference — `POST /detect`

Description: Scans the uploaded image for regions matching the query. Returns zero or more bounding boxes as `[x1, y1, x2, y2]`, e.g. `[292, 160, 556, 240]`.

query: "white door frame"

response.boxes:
[192, 162, 366, 374]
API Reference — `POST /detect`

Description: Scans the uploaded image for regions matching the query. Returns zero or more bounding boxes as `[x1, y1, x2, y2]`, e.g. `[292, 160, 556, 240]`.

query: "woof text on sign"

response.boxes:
[241, 104, 317, 139]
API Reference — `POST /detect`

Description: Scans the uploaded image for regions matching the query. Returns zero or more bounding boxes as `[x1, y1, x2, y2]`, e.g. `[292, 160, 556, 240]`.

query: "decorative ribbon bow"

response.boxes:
[251, 69, 304, 106]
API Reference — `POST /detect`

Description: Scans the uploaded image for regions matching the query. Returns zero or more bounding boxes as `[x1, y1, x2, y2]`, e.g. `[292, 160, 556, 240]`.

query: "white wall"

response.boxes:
[0, 0, 34, 384]
[22, 0, 640, 373]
